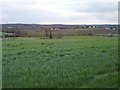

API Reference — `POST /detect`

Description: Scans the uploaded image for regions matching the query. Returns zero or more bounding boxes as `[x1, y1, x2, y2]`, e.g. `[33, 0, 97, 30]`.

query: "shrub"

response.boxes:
[17, 52, 22, 55]
[101, 50, 106, 52]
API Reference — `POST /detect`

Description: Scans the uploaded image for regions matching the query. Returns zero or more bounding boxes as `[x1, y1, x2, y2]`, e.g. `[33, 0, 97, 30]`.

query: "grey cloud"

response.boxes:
[61, 2, 117, 13]
[1, 3, 61, 23]
[1, 1, 118, 24]
[59, 2, 117, 23]
[94, 12, 117, 23]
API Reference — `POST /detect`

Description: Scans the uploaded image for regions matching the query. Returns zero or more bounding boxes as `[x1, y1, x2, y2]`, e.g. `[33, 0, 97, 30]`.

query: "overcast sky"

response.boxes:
[0, 0, 119, 24]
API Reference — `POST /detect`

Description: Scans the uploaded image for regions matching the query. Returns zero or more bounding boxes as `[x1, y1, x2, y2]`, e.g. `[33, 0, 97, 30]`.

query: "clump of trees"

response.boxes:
[45, 28, 63, 39]
[2, 27, 63, 39]
[45, 29, 53, 39]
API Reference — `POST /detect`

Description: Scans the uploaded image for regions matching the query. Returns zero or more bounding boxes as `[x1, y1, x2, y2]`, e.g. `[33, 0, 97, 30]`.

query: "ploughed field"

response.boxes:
[2, 36, 118, 88]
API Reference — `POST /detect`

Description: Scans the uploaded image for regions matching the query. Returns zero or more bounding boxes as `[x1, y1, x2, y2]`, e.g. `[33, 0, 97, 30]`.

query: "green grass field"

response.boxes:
[0, 32, 14, 35]
[2, 36, 118, 88]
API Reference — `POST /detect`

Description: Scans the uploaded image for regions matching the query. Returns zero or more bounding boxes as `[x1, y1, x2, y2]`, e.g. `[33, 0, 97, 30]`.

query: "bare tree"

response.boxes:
[49, 29, 53, 39]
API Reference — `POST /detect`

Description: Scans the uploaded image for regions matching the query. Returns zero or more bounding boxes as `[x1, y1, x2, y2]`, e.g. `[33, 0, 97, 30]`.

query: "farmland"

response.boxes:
[2, 36, 118, 88]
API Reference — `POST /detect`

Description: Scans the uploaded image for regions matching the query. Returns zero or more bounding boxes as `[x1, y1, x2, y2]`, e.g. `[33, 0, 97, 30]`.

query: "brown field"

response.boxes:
[16, 28, 118, 37]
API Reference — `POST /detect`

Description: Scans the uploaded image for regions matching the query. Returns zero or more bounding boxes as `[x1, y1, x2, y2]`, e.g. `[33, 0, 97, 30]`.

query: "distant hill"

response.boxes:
[1, 24, 118, 30]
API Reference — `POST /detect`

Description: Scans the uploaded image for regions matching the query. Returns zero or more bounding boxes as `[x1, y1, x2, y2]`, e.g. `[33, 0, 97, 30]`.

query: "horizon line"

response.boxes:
[0, 23, 118, 25]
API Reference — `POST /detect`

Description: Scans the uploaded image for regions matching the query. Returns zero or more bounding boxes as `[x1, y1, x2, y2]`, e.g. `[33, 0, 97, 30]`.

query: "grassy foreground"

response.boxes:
[2, 36, 118, 88]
